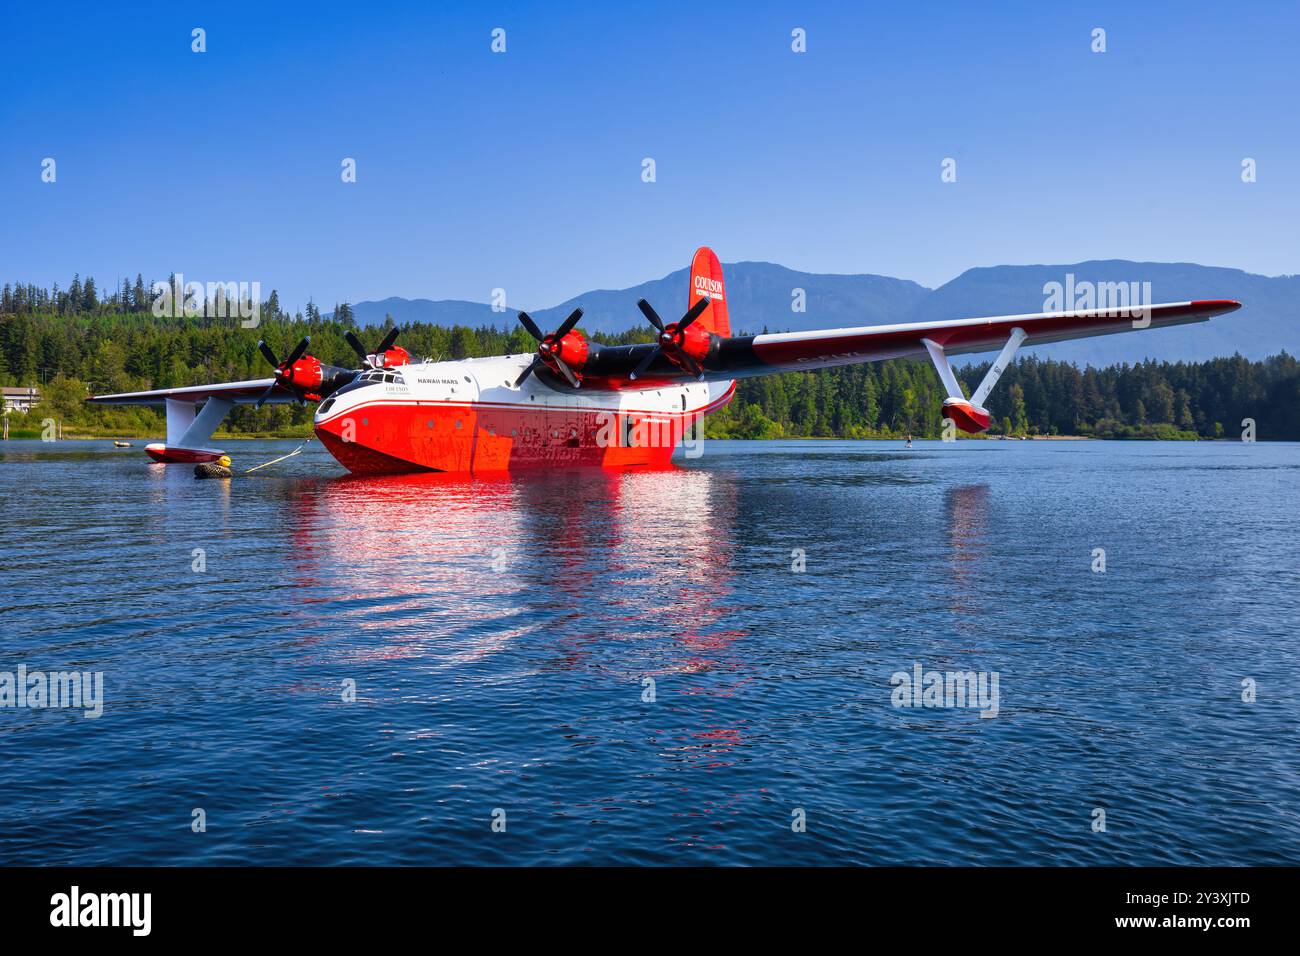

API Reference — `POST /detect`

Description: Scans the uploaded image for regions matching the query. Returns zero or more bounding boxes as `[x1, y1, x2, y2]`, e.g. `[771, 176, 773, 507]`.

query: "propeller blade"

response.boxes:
[680, 353, 705, 380]
[257, 340, 280, 369]
[629, 346, 662, 382]
[285, 336, 311, 366]
[514, 355, 542, 388]
[517, 311, 545, 342]
[554, 357, 580, 388]
[345, 330, 369, 362]
[637, 299, 665, 332]
[254, 382, 278, 409]
[677, 295, 712, 332]
[376, 326, 400, 353]
[554, 307, 584, 340]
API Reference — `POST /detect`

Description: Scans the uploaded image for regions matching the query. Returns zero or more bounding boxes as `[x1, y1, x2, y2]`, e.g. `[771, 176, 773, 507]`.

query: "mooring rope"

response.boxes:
[243, 437, 312, 475]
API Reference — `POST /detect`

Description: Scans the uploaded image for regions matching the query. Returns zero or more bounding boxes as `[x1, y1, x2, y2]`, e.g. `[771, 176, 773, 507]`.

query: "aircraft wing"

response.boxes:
[87, 378, 296, 406]
[708, 300, 1242, 378]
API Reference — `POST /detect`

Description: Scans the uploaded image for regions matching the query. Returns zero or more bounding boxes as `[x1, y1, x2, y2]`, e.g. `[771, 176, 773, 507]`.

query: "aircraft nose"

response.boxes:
[313, 396, 338, 422]
[313, 410, 352, 448]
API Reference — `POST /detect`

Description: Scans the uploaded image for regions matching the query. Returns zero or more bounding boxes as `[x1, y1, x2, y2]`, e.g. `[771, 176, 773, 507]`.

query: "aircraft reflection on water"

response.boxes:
[124, 451, 1006, 852]
[275, 465, 746, 679]
[946, 484, 991, 620]
[270, 464, 758, 795]
[248, 462, 996, 682]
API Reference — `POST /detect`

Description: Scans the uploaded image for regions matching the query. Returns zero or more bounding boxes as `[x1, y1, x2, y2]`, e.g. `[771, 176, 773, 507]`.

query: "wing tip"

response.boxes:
[1191, 299, 1242, 315]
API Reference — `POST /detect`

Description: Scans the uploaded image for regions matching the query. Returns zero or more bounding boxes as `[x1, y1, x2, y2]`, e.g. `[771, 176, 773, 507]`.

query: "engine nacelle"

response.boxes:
[380, 346, 411, 368]
[257, 336, 356, 404]
[281, 355, 356, 402]
[541, 330, 590, 380]
[663, 321, 711, 372]
[283, 355, 323, 391]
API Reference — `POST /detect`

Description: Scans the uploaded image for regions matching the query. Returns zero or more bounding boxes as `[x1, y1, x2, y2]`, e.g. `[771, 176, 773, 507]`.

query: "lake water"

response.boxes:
[1, 437, 1297, 865]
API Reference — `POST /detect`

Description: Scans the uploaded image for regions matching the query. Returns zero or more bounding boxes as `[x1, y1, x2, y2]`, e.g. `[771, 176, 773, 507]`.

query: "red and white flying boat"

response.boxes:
[88, 247, 1242, 475]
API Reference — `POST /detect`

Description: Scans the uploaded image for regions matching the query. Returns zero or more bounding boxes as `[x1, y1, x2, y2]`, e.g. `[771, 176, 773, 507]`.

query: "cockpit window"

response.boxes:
[358, 368, 405, 385]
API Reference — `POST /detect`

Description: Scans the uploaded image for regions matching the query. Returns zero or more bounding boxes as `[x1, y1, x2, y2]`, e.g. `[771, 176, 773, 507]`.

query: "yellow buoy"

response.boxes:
[195, 456, 234, 479]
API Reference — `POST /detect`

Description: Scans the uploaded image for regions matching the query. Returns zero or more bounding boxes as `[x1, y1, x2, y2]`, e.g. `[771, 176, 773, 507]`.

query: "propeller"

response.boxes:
[254, 336, 312, 407]
[629, 296, 711, 381]
[514, 308, 585, 388]
[344, 326, 400, 367]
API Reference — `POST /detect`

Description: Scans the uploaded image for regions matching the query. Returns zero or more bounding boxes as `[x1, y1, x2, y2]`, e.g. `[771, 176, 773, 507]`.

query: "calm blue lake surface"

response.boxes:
[1, 437, 1297, 865]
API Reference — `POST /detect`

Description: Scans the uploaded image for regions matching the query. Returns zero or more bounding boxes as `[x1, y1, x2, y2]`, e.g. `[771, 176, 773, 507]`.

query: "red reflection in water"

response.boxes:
[275, 464, 762, 844]
[946, 483, 990, 617]
[278, 465, 748, 680]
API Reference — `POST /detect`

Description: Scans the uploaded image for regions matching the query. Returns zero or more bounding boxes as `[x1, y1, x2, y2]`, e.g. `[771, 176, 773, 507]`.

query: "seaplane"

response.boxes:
[87, 247, 1242, 475]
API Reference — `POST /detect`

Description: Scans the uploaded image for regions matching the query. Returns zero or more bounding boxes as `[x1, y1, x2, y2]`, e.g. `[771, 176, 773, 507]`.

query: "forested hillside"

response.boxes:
[2, 286, 1296, 441]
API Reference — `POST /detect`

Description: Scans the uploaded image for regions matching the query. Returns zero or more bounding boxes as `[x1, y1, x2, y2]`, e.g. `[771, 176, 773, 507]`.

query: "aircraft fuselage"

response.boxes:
[312, 353, 735, 475]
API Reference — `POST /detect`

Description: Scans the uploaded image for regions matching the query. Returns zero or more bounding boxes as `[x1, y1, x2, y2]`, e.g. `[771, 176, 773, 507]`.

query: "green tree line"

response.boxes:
[1, 302, 1296, 441]
[709, 351, 1300, 441]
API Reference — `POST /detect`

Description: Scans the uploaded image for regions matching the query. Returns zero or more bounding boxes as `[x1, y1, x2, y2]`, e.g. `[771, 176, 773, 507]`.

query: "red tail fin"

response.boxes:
[689, 247, 730, 338]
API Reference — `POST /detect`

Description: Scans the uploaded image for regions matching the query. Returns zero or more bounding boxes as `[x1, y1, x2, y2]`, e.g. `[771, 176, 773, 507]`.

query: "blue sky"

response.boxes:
[1, 1, 1296, 312]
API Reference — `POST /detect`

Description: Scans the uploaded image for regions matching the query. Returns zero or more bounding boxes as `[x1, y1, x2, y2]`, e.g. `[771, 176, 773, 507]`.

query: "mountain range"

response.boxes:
[335, 261, 1298, 366]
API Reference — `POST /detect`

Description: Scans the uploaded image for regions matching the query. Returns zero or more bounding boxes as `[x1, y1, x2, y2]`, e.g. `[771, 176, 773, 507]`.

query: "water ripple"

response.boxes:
[0, 438, 1297, 865]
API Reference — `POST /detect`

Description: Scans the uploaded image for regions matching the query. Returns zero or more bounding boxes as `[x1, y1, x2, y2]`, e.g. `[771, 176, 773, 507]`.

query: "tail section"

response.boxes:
[689, 247, 731, 338]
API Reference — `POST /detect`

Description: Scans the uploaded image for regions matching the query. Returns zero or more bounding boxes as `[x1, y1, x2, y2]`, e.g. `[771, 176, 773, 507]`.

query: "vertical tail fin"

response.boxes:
[689, 247, 730, 338]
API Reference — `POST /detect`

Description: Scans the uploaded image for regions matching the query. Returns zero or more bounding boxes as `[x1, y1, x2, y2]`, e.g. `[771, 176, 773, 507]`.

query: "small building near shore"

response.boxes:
[1, 386, 41, 414]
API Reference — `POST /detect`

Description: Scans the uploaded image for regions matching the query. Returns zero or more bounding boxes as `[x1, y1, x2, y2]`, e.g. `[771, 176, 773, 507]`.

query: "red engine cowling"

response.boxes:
[513, 308, 587, 388]
[283, 355, 324, 391]
[543, 330, 589, 379]
[257, 335, 356, 405]
[664, 320, 710, 371]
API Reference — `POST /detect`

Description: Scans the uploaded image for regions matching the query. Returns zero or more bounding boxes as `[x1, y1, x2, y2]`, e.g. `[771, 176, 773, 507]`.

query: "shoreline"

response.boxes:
[1, 431, 1253, 444]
